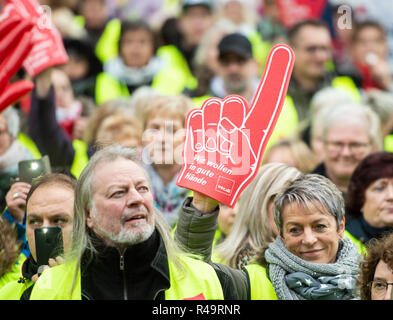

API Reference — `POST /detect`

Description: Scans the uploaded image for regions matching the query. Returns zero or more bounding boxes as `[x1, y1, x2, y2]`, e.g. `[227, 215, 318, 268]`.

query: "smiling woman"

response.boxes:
[262, 174, 361, 300]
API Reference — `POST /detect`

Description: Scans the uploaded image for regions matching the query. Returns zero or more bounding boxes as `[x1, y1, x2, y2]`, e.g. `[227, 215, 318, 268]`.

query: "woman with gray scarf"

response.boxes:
[176, 174, 361, 300]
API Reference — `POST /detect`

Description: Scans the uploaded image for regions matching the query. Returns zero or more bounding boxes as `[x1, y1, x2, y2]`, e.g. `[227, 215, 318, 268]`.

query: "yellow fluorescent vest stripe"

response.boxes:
[245, 264, 277, 300]
[71, 139, 89, 179]
[30, 255, 224, 300]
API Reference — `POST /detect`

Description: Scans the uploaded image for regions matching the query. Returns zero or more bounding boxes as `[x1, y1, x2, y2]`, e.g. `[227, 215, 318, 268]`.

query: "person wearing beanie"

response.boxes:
[345, 151, 393, 246]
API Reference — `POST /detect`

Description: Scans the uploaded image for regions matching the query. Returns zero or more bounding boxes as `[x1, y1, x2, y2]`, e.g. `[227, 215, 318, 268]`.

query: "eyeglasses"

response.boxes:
[325, 141, 371, 155]
[369, 280, 393, 297]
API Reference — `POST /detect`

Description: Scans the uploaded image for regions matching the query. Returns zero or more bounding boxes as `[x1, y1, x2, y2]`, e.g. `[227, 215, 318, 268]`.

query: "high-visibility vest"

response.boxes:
[264, 95, 299, 152]
[0, 253, 31, 299]
[70, 139, 89, 179]
[156, 45, 198, 90]
[384, 135, 393, 153]
[17, 133, 41, 159]
[73, 16, 121, 64]
[95, 59, 193, 105]
[30, 255, 224, 300]
[244, 264, 277, 300]
[331, 76, 362, 103]
[344, 230, 367, 256]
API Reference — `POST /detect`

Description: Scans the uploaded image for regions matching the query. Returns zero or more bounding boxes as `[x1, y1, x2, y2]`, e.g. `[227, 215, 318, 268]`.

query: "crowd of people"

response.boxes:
[1, 0, 393, 300]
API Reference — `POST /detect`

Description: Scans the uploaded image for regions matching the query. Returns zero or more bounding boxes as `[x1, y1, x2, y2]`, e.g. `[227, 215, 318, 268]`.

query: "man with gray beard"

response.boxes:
[191, 33, 260, 104]
[27, 145, 238, 300]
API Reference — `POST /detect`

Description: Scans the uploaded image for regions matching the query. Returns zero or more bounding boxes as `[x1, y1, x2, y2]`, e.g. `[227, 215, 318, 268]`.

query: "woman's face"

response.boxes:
[143, 114, 184, 165]
[281, 201, 345, 264]
[361, 178, 393, 228]
[371, 260, 393, 300]
[218, 202, 239, 236]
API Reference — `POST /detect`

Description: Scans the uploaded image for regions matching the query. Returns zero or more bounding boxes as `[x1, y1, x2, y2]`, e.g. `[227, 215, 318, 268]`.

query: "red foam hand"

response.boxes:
[177, 44, 295, 207]
[0, 16, 34, 113]
[1, 0, 69, 77]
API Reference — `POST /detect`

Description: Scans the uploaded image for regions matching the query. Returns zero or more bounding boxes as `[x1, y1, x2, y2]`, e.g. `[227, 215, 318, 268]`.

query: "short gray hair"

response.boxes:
[273, 174, 345, 236]
[320, 103, 383, 150]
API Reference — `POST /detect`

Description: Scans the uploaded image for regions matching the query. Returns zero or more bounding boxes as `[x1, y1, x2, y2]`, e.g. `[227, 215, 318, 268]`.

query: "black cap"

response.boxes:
[182, 0, 213, 11]
[218, 33, 252, 60]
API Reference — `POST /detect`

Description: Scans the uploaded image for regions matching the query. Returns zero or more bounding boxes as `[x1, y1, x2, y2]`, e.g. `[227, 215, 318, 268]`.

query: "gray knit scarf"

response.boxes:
[265, 237, 360, 300]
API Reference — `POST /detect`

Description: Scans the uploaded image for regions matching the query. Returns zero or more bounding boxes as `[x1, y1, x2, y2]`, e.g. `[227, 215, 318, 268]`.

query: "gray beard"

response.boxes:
[95, 221, 155, 246]
[224, 78, 248, 95]
[90, 205, 155, 246]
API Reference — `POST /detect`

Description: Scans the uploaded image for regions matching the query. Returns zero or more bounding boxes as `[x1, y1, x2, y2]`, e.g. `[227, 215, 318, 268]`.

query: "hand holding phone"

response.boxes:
[34, 226, 64, 269]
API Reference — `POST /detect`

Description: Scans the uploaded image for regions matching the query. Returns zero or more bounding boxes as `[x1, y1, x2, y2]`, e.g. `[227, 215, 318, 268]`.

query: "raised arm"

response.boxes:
[28, 69, 76, 170]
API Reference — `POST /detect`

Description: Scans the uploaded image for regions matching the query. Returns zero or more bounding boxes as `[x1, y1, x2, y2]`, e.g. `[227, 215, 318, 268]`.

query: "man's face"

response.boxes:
[218, 52, 256, 95]
[292, 26, 332, 82]
[0, 115, 11, 156]
[87, 158, 155, 247]
[352, 26, 388, 64]
[180, 5, 213, 46]
[120, 29, 154, 68]
[26, 184, 75, 262]
[323, 123, 373, 184]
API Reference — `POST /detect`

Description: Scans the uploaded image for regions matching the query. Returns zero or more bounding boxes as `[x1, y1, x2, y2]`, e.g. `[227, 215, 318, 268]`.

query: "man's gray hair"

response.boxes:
[273, 174, 345, 236]
[67, 144, 189, 296]
[1, 107, 20, 138]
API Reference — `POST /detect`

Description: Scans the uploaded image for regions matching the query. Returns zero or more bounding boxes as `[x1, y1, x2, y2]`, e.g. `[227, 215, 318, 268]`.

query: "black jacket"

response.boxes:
[345, 216, 393, 245]
[80, 229, 238, 300]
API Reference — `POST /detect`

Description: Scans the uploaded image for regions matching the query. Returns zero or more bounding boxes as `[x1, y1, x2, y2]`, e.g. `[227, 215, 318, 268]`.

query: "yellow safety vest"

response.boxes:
[95, 60, 192, 105]
[244, 264, 277, 300]
[30, 255, 224, 300]
[384, 135, 393, 153]
[70, 139, 89, 179]
[0, 253, 31, 299]
[344, 230, 367, 256]
[264, 95, 299, 152]
[156, 45, 197, 91]
[17, 133, 41, 159]
[73, 16, 121, 64]
[331, 76, 362, 103]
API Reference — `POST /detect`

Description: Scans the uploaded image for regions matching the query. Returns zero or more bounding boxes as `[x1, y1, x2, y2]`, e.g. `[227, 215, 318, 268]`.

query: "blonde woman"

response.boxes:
[262, 138, 319, 173]
[136, 94, 194, 227]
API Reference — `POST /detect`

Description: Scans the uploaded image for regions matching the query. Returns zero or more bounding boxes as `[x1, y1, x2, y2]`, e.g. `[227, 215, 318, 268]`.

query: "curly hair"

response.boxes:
[357, 232, 393, 300]
[0, 217, 21, 278]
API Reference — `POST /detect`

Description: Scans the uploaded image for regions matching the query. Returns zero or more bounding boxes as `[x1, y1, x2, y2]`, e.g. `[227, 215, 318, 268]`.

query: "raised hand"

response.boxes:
[177, 44, 294, 207]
